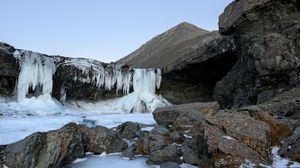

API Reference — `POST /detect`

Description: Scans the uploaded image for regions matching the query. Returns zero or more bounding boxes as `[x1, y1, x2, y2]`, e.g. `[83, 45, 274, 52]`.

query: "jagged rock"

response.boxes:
[279, 127, 300, 162]
[36, 123, 84, 168]
[153, 102, 219, 126]
[116, 122, 141, 140]
[206, 112, 271, 158]
[147, 144, 182, 165]
[78, 125, 128, 154]
[215, 0, 300, 108]
[204, 124, 270, 167]
[160, 162, 180, 168]
[3, 132, 46, 168]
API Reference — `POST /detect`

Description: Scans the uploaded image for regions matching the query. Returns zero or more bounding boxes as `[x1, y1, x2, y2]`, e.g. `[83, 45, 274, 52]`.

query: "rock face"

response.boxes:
[215, 0, 300, 108]
[118, 22, 237, 104]
[2, 123, 127, 168]
[0, 43, 19, 97]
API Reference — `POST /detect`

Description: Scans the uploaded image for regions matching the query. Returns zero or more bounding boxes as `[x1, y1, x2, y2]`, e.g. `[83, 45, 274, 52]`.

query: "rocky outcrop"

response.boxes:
[0, 42, 19, 97]
[215, 0, 300, 108]
[150, 102, 292, 167]
[2, 123, 127, 168]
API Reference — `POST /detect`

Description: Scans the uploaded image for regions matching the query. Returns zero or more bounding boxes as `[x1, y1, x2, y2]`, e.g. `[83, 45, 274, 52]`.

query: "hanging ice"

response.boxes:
[108, 68, 170, 113]
[14, 50, 56, 101]
[65, 58, 132, 95]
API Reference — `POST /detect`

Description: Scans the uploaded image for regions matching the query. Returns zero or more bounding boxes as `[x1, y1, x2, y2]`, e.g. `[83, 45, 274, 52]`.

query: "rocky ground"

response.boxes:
[1, 95, 299, 168]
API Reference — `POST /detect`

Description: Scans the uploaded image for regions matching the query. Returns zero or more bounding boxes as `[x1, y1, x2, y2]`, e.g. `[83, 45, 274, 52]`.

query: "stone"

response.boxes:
[160, 162, 180, 168]
[153, 102, 219, 126]
[3, 132, 46, 168]
[116, 122, 141, 140]
[36, 123, 84, 168]
[215, 0, 300, 108]
[147, 145, 182, 165]
[78, 125, 128, 154]
[206, 112, 271, 158]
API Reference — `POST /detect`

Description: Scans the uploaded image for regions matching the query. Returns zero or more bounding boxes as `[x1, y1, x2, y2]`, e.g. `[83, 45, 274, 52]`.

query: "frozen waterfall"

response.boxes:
[14, 50, 56, 101]
[12, 51, 168, 113]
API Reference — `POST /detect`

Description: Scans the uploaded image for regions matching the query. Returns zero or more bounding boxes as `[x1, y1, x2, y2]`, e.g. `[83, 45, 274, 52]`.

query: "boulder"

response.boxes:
[78, 125, 128, 154]
[215, 0, 300, 108]
[153, 102, 219, 126]
[205, 112, 271, 158]
[3, 123, 128, 168]
[116, 122, 141, 140]
[36, 123, 84, 168]
[147, 144, 182, 165]
[3, 132, 46, 168]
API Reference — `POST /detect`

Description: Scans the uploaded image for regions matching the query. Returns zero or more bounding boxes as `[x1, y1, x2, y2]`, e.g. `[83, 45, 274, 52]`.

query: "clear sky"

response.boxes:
[0, 0, 233, 63]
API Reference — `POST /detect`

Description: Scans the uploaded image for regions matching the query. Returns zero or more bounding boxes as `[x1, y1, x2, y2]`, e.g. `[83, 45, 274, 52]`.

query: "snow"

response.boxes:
[14, 50, 56, 101]
[239, 147, 300, 168]
[70, 154, 197, 168]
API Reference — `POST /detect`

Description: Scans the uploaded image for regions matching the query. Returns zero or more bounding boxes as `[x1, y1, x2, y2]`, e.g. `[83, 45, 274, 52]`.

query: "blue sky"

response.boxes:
[1, 0, 232, 62]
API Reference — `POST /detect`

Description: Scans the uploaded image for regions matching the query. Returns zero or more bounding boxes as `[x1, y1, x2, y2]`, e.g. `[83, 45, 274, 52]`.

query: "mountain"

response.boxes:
[117, 22, 216, 72]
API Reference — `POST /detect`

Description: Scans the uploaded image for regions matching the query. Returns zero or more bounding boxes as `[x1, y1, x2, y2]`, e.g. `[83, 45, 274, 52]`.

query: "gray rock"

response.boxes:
[78, 125, 128, 154]
[279, 127, 300, 162]
[4, 132, 46, 168]
[147, 145, 182, 165]
[153, 102, 219, 126]
[36, 123, 85, 168]
[215, 0, 300, 108]
[160, 162, 181, 168]
[116, 122, 141, 140]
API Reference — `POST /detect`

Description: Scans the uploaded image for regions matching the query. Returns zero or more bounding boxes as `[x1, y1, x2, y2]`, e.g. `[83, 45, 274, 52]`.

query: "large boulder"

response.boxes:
[3, 132, 46, 168]
[78, 125, 128, 154]
[153, 102, 219, 126]
[36, 123, 85, 168]
[116, 122, 142, 140]
[2, 123, 128, 168]
[215, 0, 300, 108]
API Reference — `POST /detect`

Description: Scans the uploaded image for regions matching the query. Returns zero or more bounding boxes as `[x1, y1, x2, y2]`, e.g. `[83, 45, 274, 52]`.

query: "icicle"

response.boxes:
[14, 50, 56, 101]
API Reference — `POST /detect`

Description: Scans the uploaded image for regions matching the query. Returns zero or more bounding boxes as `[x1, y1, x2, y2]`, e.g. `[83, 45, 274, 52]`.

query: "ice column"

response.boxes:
[14, 50, 56, 101]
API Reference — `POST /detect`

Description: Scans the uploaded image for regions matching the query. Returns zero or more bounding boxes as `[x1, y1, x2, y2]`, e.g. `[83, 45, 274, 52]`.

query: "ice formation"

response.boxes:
[14, 50, 56, 101]
[13, 53, 167, 113]
[65, 58, 132, 95]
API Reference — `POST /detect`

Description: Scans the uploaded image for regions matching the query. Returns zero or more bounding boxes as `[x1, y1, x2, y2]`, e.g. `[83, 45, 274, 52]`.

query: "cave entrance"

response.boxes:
[159, 52, 238, 104]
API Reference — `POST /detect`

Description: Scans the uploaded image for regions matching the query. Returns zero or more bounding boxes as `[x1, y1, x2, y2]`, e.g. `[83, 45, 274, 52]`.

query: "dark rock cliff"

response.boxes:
[0, 43, 19, 97]
[214, 0, 300, 108]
